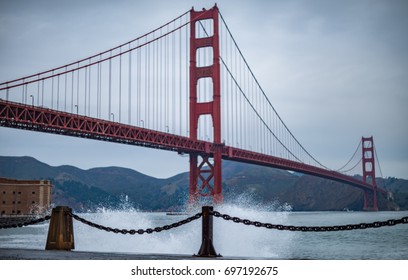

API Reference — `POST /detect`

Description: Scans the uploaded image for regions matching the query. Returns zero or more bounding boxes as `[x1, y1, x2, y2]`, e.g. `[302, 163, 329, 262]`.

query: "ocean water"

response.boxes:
[0, 202, 407, 259]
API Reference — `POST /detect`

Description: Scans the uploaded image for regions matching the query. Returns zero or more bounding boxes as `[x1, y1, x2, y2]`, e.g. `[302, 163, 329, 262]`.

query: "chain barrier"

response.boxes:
[0, 215, 51, 229]
[1, 207, 407, 258]
[211, 211, 408, 232]
[1, 210, 407, 234]
[68, 212, 202, 235]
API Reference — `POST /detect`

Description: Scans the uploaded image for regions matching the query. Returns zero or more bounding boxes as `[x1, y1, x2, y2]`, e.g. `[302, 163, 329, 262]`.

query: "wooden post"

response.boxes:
[45, 206, 75, 250]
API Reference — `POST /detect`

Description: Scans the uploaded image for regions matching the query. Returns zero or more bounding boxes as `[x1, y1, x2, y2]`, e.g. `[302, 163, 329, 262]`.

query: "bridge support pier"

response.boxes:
[189, 153, 223, 205]
[363, 190, 378, 211]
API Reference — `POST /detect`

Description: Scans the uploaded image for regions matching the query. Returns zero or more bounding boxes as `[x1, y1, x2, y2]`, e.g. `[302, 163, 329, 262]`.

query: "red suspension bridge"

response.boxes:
[0, 5, 386, 210]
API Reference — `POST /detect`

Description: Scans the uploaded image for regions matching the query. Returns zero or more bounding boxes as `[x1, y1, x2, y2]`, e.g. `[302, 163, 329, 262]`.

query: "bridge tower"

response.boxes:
[189, 5, 223, 204]
[362, 136, 378, 211]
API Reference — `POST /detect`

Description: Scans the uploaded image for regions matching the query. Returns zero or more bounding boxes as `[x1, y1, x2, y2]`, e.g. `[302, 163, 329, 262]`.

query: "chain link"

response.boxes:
[0, 215, 51, 229]
[212, 211, 408, 232]
[68, 212, 202, 235]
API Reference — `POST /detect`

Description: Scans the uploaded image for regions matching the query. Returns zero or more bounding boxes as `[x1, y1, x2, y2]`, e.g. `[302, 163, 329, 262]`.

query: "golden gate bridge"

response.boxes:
[0, 5, 386, 210]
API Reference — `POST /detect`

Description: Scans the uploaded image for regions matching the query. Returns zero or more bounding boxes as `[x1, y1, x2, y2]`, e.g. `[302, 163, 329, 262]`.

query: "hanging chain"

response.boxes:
[68, 212, 202, 235]
[211, 211, 408, 232]
[1, 209, 407, 234]
[0, 215, 51, 229]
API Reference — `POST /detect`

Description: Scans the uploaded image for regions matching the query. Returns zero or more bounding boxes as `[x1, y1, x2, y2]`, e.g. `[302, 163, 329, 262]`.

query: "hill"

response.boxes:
[0, 156, 406, 211]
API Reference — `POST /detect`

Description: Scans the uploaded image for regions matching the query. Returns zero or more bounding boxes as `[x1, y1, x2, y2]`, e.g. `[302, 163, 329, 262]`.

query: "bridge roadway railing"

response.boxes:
[0, 100, 385, 194]
[1, 206, 407, 257]
[0, 99, 208, 154]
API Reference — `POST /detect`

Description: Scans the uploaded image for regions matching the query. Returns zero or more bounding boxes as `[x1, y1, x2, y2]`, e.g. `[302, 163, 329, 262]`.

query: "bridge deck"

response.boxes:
[0, 100, 383, 194]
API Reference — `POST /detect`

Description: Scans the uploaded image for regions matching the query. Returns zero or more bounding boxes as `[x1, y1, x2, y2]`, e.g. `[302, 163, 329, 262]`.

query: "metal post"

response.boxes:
[45, 206, 75, 250]
[195, 206, 221, 257]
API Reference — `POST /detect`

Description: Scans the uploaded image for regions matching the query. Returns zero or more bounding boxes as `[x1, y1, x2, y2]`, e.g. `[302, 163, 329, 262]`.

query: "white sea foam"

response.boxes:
[73, 195, 294, 258]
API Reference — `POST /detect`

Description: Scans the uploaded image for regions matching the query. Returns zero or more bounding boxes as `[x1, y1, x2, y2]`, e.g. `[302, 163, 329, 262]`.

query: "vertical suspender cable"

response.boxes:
[177, 18, 183, 135]
[109, 51, 112, 120]
[97, 62, 100, 118]
[158, 30, 160, 130]
[119, 47, 122, 123]
[88, 62, 91, 116]
[99, 56, 102, 119]
[172, 21, 176, 134]
[152, 32, 156, 130]
[239, 46, 243, 148]
[153, 31, 157, 130]
[137, 44, 141, 126]
[229, 29, 234, 146]
[158, 29, 161, 130]
[147, 38, 150, 129]
[129, 44, 132, 124]
[185, 25, 189, 136]
[41, 79, 44, 107]
[145, 36, 148, 127]
[64, 68, 67, 111]
[84, 67, 87, 116]
[243, 55, 247, 149]
[163, 27, 167, 132]
[234, 39, 237, 146]
[57, 75, 60, 110]
[76, 63, 79, 114]
[51, 74, 54, 108]
[179, 18, 182, 135]
[263, 86, 267, 153]
[24, 83, 26, 104]
[71, 71, 74, 113]
[37, 75, 40, 106]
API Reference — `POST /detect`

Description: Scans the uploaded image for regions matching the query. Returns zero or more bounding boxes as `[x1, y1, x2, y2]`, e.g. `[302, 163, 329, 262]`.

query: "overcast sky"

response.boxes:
[0, 0, 407, 179]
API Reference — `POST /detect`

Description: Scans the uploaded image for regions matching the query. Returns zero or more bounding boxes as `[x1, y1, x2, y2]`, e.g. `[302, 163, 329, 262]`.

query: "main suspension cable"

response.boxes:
[336, 139, 362, 172]
[218, 10, 329, 169]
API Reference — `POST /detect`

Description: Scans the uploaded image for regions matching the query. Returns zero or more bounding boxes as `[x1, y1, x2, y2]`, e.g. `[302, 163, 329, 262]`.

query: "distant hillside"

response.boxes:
[0, 156, 407, 211]
[0, 156, 188, 211]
